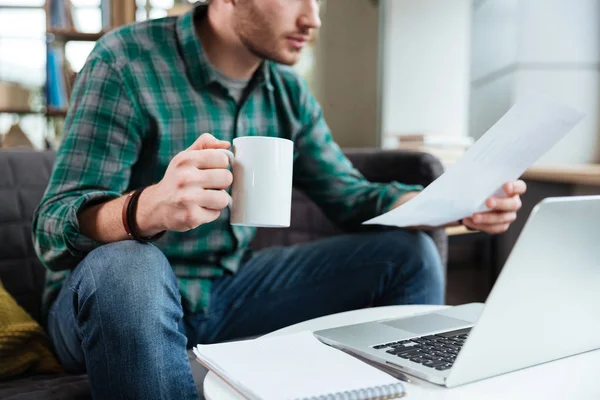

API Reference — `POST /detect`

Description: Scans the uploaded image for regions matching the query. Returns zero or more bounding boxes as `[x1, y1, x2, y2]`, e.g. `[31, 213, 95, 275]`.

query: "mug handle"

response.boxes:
[217, 148, 234, 208]
[217, 149, 235, 166]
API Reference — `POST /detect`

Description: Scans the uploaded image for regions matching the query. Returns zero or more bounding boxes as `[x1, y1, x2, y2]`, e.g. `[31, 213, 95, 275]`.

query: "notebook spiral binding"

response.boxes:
[297, 382, 405, 400]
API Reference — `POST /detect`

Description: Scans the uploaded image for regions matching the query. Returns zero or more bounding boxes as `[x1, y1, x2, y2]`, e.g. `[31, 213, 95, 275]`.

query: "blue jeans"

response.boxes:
[47, 230, 444, 399]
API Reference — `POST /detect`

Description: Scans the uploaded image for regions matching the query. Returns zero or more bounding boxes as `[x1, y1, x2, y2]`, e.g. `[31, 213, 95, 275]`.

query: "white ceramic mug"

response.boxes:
[218, 137, 294, 228]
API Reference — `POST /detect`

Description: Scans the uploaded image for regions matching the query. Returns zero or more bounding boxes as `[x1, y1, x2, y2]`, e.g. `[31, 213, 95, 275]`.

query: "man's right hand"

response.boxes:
[136, 133, 233, 235]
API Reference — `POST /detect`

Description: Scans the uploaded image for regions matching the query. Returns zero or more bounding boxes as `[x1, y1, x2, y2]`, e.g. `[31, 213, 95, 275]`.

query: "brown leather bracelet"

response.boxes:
[122, 191, 135, 238]
[122, 187, 166, 242]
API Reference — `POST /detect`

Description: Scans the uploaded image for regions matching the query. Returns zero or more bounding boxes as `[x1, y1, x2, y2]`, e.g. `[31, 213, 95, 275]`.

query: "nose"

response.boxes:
[299, 0, 322, 30]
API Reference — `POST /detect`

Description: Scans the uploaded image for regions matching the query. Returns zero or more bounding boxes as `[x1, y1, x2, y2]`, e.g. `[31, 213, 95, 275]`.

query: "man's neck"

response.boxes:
[195, 6, 262, 80]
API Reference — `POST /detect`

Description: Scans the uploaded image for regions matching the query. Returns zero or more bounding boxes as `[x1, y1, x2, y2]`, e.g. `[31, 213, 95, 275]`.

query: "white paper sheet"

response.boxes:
[363, 95, 585, 228]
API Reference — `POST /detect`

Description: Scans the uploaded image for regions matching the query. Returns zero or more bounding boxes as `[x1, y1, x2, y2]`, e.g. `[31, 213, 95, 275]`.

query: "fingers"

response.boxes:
[168, 188, 229, 232]
[175, 168, 233, 190]
[176, 149, 231, 170]
[486, 195, 522, 212]
[198, 189, 231, 210]
[471, 211, 517, 225]
[179, 207, 221, 231]
[463, 217, 511, 234]
[462, 180, 526, 235]
[187, 133, 231, 151]
[485, 181, 525, 211]
[483, 223, 510, 234]
[503, 180, 527, 196]
[198, 208, 222, 224]
[464, 211, 516, 234]
[200, 169, 233, 190]
[174, 188, 231, 210]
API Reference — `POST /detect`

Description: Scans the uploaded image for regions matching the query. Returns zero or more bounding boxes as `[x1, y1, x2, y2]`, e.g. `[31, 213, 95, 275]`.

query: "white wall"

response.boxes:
[470, 0, 600, 164]
[469, 0, 519, 140]
[470, 0, 519, 83]
[381, 0, 472, 148]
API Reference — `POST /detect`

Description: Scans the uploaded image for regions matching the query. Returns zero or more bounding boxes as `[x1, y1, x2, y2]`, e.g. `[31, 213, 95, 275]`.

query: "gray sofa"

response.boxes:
[0, 148, 447, 399]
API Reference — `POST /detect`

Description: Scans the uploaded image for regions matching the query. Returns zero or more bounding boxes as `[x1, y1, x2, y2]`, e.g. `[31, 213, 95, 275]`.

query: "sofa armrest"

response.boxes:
[344, 149, 447, 267]
[251, 149, 448, 269]
[343, 148, 444, 188]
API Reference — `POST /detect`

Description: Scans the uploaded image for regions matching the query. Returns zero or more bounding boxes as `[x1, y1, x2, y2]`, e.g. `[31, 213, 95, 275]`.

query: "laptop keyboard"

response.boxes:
[372, 328, 471, 371]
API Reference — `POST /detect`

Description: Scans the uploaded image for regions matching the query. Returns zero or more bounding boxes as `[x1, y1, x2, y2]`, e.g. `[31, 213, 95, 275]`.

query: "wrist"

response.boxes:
[392, 191, 420, 210]
[134, 184, 165, 236]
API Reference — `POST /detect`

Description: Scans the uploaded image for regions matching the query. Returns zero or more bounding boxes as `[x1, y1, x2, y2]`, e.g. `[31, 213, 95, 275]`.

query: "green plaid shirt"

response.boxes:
[33, 5, 421, 315]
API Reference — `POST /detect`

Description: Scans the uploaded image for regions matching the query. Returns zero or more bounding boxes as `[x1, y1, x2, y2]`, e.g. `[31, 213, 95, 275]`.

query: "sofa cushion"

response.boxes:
[0, 374, 91, 400]
[0, 150, 54, 322]
[0, 281, 62, 380]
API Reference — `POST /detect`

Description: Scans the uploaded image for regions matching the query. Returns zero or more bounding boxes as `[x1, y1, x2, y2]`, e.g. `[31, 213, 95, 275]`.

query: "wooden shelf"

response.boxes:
[522, 164, 600, 186]
[0, 108, 42, 115]
[47, 29, 106, 42]
[446, 225, 479, 237]
[46, 108, 68, 117]
[0, 5, 42, 9]
[397, 144, 600, 187]
[0, 107, 68, 117]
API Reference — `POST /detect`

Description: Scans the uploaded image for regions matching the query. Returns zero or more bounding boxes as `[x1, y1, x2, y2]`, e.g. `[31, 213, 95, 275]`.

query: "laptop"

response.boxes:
[314, 195, 600, 387]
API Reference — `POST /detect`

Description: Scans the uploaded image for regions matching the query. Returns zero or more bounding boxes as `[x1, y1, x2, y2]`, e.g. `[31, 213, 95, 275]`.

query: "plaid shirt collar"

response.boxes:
[176, 5, 274, 92]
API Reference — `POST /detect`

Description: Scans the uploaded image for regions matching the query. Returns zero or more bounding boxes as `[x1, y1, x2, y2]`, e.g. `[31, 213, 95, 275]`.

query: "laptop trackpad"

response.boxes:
[381, 314, 470, 335]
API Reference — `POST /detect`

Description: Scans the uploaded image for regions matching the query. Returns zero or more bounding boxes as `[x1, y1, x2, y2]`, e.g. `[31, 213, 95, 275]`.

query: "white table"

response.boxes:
[204, 305, 600, 399]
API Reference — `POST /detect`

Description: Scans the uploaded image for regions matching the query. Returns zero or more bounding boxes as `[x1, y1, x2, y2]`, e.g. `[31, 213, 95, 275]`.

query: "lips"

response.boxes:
[286, 35, 309, 49]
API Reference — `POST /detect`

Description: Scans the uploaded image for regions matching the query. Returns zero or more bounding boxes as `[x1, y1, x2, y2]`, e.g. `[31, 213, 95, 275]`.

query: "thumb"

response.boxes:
[187, 133, 231, 151]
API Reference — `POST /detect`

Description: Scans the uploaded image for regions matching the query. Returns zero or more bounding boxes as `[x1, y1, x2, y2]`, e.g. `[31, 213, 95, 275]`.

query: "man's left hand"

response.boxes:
[461, 180, 527, 234]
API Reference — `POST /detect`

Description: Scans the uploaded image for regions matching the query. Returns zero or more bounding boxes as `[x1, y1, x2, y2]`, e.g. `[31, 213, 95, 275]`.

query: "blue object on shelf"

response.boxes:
[46, 47, 67, 108]
[48, 0, 68, 28]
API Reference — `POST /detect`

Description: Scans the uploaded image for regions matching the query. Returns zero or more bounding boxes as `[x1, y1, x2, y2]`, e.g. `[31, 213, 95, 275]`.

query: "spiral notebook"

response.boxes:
[193, 330, 406, 400]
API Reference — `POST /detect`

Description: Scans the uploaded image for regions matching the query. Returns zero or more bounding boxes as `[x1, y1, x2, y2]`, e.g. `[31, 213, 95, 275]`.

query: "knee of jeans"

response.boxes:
[378, 230, 444, 279]
[77, 241, 177, 309]
[412, 231, 443, 264]
[404, 231, 445, 291]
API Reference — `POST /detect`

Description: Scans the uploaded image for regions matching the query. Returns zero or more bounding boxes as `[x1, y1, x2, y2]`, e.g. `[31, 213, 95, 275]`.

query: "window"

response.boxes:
[136, 0, 175, 21]
[0, 0, 104, 148]
[70, 0, 102, 33]
[0, 1, 47, 148]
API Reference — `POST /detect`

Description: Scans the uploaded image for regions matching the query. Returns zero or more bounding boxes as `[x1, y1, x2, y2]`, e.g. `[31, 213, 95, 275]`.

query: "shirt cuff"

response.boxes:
[63, 191, 121, 257]
[379, 182, 423, 214]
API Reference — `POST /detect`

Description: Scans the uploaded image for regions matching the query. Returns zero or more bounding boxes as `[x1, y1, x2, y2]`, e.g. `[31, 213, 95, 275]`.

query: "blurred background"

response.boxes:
[1, 0, 599, 303]
[0, 0, 196, 149]
[1, 0, 598, 163]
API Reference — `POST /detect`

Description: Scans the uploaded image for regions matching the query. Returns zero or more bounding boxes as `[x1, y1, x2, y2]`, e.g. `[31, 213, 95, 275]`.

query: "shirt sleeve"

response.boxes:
[32, 57, 144, 272]
[292, 83, 422, 229]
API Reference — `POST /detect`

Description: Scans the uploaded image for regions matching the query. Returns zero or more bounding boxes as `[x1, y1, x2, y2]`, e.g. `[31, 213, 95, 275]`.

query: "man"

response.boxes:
[33, 0, 526, 398]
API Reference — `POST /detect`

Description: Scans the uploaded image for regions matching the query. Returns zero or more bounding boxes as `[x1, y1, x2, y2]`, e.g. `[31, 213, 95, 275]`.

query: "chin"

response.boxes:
[272, 52, 302, 66]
